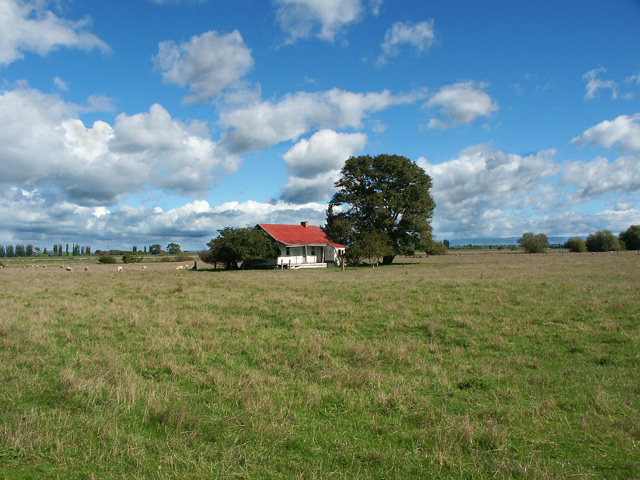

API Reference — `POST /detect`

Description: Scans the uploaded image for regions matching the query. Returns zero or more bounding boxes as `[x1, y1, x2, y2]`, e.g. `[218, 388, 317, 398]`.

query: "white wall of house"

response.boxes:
[276, 245, 325, 265]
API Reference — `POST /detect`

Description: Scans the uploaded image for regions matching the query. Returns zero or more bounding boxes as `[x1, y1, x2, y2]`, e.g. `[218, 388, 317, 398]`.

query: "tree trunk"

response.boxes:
[382, 255, 395, 265]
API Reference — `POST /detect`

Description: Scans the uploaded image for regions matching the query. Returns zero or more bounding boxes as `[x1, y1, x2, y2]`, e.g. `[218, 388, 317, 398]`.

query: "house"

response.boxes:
[258, 221, 346, 269]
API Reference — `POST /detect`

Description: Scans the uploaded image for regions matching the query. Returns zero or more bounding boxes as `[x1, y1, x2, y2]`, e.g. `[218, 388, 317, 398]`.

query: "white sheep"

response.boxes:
[66, 266, 72, 272]
[84, 267, 90, 272]
[176, 265, 184, 270]
[142, 266, 147, 271]
[117, 266, 123, 272]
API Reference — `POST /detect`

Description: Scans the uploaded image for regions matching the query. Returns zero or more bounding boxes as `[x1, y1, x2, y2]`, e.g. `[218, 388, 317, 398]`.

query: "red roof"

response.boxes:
[259, 223, 345, 248]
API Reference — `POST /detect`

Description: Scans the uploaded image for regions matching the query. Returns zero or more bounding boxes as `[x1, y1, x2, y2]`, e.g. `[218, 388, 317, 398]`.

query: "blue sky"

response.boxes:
[1, 0, 639, 250]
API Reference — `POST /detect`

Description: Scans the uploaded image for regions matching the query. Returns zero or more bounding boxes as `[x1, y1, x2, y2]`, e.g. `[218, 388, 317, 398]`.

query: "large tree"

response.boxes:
[518, 232, 549, 253]
[166, 243, 182, 255]
[585, 230, 622, 252]
[619, 225, 640, 250]
[327, 154, 435, 264]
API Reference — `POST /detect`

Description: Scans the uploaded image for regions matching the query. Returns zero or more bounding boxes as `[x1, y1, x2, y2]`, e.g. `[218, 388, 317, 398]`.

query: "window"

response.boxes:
[286, 247, 290, 256]
[310, 247, 316, 256]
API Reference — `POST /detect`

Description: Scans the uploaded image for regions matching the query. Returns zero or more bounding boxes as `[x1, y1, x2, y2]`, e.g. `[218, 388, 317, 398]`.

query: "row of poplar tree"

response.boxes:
[0, 244, 91, 257]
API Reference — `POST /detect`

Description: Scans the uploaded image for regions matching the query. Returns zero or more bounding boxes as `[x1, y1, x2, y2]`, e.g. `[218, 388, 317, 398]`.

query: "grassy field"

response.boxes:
[1, 254, 638, 479]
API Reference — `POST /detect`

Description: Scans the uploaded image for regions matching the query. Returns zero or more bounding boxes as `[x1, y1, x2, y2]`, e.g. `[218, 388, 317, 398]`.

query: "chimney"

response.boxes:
[301, 221, 309, 228]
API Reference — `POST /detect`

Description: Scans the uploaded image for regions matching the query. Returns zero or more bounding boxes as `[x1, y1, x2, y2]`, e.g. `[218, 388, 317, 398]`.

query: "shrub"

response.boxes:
[176, 253, 193, 262]
[98, 255, 117, 264]
[564, 237, 587, 253]
[122, 253, 142, 263]
[425, 241, 448, 256]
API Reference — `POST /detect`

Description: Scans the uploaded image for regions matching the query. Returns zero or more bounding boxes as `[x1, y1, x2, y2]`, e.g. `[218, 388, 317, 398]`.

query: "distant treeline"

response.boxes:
[0, 243, 185, 258]
[0, 243, 91, 257]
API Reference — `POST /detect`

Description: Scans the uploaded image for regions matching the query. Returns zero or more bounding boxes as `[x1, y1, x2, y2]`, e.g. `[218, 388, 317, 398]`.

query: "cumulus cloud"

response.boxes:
[583, 68, 618, 100]
[415, 143, 640, 240]
[283, 129, 366, 178]
[424, 81, 499, 129]
[274, 0, 368, 43]
[280, 129, 367, 203]
[561, 154, 640, 199]
[0, 191, 329, 249]
[279, 175, 341, 204]
[153, 30, 254, 104]
[571, 114, 640, 153]
[417, 144, 558, 238]
[377, 20, 436, 66]
[0, 0, 109, 66]
[0, 85, 239, 206]
[220, 87, 423, 152]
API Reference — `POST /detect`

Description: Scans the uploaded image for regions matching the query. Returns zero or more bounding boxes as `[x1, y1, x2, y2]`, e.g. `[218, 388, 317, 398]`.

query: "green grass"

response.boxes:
[1, 254, 638, 478]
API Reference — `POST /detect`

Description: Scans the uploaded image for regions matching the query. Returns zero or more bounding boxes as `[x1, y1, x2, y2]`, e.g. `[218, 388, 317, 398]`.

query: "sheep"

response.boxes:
[176, 265, 184, 270]
[142, 265, 147, 271]
[84, 267, 90, 272]
[117, 266, 123, 272]
[66, 266, 72, 272]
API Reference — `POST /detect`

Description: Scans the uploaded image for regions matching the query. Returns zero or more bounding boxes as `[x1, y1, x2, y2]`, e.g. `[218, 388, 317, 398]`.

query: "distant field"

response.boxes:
[1, 253, 638, 479]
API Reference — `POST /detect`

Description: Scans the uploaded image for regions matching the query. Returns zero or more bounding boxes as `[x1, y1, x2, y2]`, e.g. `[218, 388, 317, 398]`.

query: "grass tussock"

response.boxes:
[0, 254, 639, 478]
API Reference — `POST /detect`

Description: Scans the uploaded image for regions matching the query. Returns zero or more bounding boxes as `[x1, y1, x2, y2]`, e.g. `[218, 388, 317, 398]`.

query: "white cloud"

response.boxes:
[0, 0, 109, 66]
[583, 68, 618, 100]
[274, 0, 368, 43]
[0, 86, 239, 205]
[153, 30, 254, 104]
[280, 129, 366, 203]
[417, 144, 558, 238]
[53, 76, 69, 91]
[378, 20, 436, 66]
[415, 143, 640, 240]
[369, 0, 382, 15]
[0, 191, 330, 250]
[571, 114, 640, 152]
[220, 87, 423, 152]
[424, 81, 499, 129]
[561, 154, 640, 199]
[279, 174, 341, 204]
[283, 129, 366, 178]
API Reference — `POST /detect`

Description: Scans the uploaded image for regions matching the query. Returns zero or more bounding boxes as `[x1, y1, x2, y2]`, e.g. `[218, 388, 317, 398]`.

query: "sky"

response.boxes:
[1, 0, 639, 251]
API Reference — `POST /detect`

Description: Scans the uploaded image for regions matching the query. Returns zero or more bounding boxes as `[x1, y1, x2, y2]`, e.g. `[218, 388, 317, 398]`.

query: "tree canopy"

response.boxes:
[518, 232, 549, 253]
[585, 230, 622, 252]
[619, 225, 640, 250]
[327, 154, 435, 265]
[564, 237, 587, 253]
[206, 226, 279, 269]
[166, 243, 181, 255]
